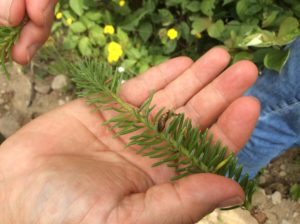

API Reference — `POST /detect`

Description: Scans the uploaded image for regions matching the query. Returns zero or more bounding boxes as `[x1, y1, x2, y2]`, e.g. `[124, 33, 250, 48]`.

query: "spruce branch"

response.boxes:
[71, 59, 257, 210]
[0, 24, 22, 78]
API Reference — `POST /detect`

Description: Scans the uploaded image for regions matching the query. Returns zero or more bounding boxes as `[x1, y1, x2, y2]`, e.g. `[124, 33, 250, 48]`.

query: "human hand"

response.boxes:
[0, 0, 58, 64]
[0, 48, 260, 224]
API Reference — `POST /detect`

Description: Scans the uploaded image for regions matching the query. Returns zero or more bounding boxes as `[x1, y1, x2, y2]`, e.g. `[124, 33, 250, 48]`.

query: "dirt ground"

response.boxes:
[1, 65, 299, 224]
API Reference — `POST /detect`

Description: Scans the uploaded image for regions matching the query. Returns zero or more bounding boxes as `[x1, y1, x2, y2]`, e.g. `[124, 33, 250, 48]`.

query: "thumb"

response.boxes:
[116, 174, 245, 224]
[0, 0, 25, 26]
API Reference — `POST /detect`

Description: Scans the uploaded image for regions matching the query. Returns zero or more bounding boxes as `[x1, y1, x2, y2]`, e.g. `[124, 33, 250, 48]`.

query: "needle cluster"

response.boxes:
[0, 25, 22, 78]
[71, 59, 256, 210]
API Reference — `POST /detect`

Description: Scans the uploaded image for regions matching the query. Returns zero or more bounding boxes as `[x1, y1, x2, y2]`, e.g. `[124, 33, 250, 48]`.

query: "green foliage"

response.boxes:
[71, 58, 256, 210]
[0, 24, 22, 78]
[50, 0, 300, 73]
[290, 184, 300, 201]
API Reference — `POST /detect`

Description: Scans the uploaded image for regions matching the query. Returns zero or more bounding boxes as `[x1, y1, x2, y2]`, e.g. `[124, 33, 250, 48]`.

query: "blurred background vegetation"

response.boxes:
[32, 0, 300, 78]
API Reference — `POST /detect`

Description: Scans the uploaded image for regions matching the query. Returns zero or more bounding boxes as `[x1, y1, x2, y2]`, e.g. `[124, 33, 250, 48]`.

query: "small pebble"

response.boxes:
[279, 171, 286, 177]
[0, 98, 4, 104]
[51, 75, 68, 90]
[253, 212, 268, 224]
[34, 84, 51, 94]
[252, 188, 267, 206]
[280, 164, 286, 170]
[65, 96, 71, 102]
[293, 212, 298, 218]
[271, 191, 282, 205]
[58, 99, 65, 106]
[4, 105, 9, 110]
[259, 176, 266, 185]
[281, 219, 290, 224]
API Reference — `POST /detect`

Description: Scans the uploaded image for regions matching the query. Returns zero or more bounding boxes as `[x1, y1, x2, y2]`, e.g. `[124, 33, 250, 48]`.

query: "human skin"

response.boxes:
[0, 0, 58, 64]
[0, 48, 260, 223]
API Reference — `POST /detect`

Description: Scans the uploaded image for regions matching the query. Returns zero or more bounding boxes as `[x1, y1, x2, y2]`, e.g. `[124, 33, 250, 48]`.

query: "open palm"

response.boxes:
[0, 48, 260, 224]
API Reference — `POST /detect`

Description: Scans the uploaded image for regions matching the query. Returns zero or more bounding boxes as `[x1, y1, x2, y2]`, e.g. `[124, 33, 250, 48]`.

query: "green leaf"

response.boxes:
[80, 15, 96, 29]
[152, 55, 169, 65]
[78, 37, 92, 56]
[69, 0, 85, 16]
[63, 35, 79, 49]
[186, 1, 202, 12]
[207, 20, 224, 39]
[89, 26, 106, 46]
[127, 48, 142, 59]
[236, 0, 262, 21]
[232, 51, 253, 64]
[253, 48, 271, 64]
[139, 63, 150, 73]
[200, 0, 216, 17]
[158, 9, 175, 26]
[85, 11, 102, 21]
[54, 2, 61, 14]
[163, 40, 177, 54]
[70, 21, 87, 33]
[240, 31, 276, 48]
[121, 8, 151, 31]
[165, 0, 182, 7]
[117, 28, 130, 46]
[139, 22, 153, 42]
[122, 59, 137, 69]
[262, 10, 279, 28]
[191, 17, 211, 34]
[223, 0, 235, 6]
[278, 17, 299, 38]
[179, 22, 191, 41]
[263, 48, 290, 72]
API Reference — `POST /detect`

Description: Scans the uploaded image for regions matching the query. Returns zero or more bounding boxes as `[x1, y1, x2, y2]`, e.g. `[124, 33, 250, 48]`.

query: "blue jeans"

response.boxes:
[237, 37, 300, 178]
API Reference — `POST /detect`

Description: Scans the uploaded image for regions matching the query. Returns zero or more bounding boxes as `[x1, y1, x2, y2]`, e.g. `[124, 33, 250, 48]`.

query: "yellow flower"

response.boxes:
[119, 0, 126, 7]
[108, 54, 119, 64]
[56, 12, 63, 20]
[107, 41, 123, 63]
[66, 18, 73, 25]
[194, 32, 202, 39]
[167, 28, 178, 40]
[104, 25, 115, 35]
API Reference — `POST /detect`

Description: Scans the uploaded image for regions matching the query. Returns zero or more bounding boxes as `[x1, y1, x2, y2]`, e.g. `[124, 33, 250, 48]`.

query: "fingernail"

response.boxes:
[217, 196, 244, 208]
[27, 45, 38, 62]
[0, 0, 14, 25]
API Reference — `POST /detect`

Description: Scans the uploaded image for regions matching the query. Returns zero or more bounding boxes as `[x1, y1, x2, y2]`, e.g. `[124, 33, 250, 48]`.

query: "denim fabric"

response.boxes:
[237, 37, 300, 178]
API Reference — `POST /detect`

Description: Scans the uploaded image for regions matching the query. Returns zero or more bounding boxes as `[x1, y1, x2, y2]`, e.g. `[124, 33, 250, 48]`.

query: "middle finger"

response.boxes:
[177, 60, 258, 129]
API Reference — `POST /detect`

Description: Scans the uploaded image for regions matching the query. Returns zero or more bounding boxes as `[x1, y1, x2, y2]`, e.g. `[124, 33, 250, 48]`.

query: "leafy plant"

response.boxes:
[49, 0, 300, 73]
[70, 59, 256, 209]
